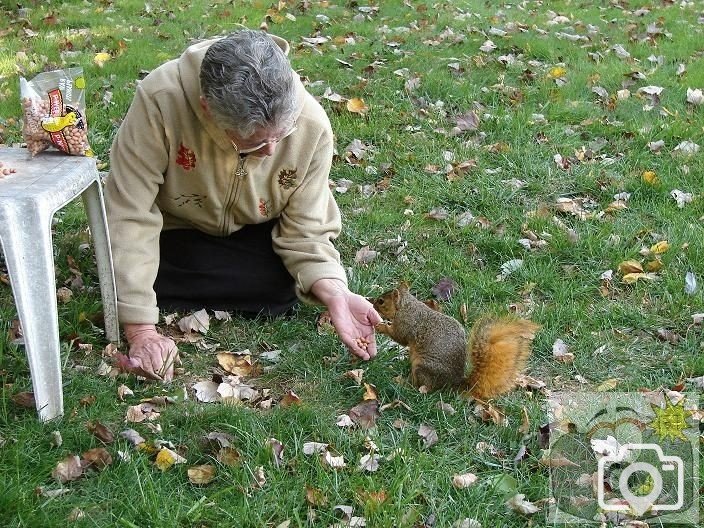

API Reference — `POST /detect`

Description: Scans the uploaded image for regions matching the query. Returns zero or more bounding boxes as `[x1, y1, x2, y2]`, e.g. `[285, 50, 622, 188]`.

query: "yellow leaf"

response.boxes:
[645, 259, 663, 272]
[596, 378, 620, 391]
[622, 272, 657, 284]
[362, 382, 378, 401]
[605, 200, 628, 213]
[93, 52, 111, 68]
[187, 464, 216, 485]
[642, 171, 659, 185]
[548, 66, 567, 78]
[155, 448, 176, 471]
[618, 260, 644, 274]
[346, 97, 369, 115]
[622, 272, 645, 284]
[650, 240, 670, 255]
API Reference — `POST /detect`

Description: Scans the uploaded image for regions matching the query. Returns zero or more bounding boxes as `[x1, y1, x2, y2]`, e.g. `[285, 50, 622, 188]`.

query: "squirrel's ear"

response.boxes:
[398, 281, 410, 292]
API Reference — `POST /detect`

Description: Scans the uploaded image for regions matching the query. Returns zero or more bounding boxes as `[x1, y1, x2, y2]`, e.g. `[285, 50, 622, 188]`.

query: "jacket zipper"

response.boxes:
[220, 155, 247, 234]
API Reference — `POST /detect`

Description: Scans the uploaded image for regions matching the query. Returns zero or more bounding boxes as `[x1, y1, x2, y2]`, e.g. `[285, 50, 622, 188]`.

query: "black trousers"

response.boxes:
[153, 220, 298, 317]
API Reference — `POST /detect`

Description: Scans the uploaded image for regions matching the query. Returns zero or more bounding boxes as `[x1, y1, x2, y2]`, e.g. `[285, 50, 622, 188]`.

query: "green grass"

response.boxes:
[1, 0, 703, 526]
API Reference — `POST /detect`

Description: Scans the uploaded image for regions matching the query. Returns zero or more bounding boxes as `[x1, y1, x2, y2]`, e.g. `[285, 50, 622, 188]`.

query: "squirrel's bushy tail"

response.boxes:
[464, 317, 540, 399]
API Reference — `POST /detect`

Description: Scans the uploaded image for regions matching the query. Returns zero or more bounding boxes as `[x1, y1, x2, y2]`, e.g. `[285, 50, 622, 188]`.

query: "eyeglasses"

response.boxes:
[231, 125, 298, 154]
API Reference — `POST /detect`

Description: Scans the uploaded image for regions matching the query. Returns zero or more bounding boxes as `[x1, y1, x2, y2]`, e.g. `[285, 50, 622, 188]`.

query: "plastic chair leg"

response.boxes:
[82, 180, 120, 345]
[0, 207, 63, 421]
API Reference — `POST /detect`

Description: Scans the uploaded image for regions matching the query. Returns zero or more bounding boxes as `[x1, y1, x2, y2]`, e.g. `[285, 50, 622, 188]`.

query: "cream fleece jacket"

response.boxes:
[104, 35, 347, 324]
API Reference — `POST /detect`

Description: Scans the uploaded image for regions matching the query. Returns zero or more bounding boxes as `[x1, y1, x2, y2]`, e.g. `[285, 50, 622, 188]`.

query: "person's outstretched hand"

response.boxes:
[122, 323, 179, 382]
[311, 279, 383, 360]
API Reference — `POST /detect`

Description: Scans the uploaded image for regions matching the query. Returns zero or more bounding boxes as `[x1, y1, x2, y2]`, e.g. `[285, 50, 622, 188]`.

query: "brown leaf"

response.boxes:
[217, 447, 242, 466]
[217, 352, 259, 377]
[473, 401, 507, 426]
[362, 382, 378, 401]
[618, 260, 644, 274]
[431, 278, 458, 301]
[280, 390, 302, 407]
[80, 395, 97, 406]
[343, 369, 365, 386]
[306, 486, 328, 507]
[82, 447, 112, 470]
[188, 464, 216, 485]
[11, 391, 35, 408]
[52, 455, 84, 483]
[316, 310, 336, 335]
[454, 110, 480, 132]
[348, 399, 379, 429]
[86, 421, 114, 443]
[354, 246, 378, 265]
[117, 384, 134, 401]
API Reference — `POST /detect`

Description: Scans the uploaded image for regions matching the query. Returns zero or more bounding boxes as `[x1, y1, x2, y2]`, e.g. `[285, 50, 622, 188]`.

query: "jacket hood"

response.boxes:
[178, 33, 307, 151]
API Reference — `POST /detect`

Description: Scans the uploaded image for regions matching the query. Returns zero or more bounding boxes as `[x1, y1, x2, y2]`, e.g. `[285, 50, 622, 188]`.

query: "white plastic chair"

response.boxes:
[0, 147, 119, 421]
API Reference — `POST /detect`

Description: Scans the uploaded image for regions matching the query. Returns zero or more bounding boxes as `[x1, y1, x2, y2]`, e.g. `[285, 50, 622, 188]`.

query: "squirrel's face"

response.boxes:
[372, 290, 399, 319]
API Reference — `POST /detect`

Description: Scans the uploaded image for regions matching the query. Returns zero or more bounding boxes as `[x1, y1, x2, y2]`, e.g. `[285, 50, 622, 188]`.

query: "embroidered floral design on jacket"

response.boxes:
[277, 168, 298, 189]
[173, 193, 206, 208]
[258, 198, 270, 217]
[176, 143, 196, 170]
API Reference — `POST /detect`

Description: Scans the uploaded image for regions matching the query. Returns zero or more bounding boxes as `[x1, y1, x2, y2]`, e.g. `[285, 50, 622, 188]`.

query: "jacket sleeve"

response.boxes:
[271, 129, 348, 304]
[104, 84, 168, 324]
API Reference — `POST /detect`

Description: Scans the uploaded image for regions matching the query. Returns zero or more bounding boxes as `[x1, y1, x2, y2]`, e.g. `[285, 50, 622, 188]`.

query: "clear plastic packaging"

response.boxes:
[20, 67, 93, 157]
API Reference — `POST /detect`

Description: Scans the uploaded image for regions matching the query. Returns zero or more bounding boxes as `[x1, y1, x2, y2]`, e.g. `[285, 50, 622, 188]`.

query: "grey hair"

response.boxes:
[200, 29, 297, 138]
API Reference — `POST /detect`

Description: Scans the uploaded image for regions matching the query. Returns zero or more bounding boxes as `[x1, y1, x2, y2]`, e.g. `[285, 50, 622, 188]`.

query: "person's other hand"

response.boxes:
[311, 279, 383, 360]
[122, 324, 179, 382]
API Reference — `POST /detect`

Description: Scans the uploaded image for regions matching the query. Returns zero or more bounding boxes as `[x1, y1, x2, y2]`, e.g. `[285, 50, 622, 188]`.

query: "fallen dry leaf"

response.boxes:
[596, 378, 620, 392]
[86, 421, 114, 443]
[280, 390, 302, 407]
[117, 384, 134, 401]
[188, 464, 216, 485]
[217, 352, 259, 377]
[362, 382, 378, 401]
[348, 400, 379, 429]
[82, 447, 112, 470]
[252, 465, 266, 488]
[193, 381, 220, 403]
[306, 486, 328, 507]
[358, 453, 381, 472]
[343, 369, 364, 386]
[303, 442, 329, 455]
[452, 473, 478, 489]
[155, 448, 186, 471]
[552, 339, 574, 363]
[418, 424, 438, 448]
[52, 455, 83, 483]
[267, 437, 284, 467]
[120, 429, 145, 447]
[322, 450, 346, 468]
[178, 308, 210, 334]
[217, 447, 241, 466]
[347, 97, 369, 115]
[505, 493, 540, 514]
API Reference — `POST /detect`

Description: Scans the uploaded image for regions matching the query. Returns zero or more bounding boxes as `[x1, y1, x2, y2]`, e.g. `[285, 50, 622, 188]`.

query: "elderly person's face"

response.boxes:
[226, 124, 297, 157]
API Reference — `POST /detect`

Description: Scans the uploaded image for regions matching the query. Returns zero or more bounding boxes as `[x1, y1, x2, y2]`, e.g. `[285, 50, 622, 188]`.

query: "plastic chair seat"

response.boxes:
[0, 147, 119, 421]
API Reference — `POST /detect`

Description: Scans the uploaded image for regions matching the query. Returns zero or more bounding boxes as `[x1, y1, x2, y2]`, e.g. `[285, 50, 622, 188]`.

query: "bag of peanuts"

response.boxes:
[20, 67, 93, 157]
